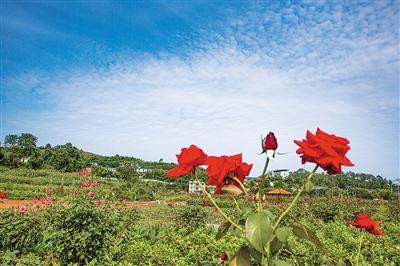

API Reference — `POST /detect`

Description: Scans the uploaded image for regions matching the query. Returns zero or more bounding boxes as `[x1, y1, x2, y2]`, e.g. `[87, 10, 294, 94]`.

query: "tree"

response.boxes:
[51, 143, 83, 172]
[4, 134, 20, 167]
[17, 133, 38, 162]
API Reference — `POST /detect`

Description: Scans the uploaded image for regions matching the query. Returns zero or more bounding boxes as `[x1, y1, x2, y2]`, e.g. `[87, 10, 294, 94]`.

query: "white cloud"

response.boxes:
[3, 1, 399, 179]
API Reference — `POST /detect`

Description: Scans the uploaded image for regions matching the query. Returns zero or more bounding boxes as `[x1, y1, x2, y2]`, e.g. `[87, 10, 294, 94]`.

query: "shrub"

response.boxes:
[175, 205, 208, 230]
[0, 208, 43, 253]
[40, 199, 125, 265]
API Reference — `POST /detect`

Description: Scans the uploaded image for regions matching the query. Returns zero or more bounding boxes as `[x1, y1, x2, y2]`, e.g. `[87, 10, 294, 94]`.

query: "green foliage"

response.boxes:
[0, 208, 43, 253]
[176, 205, 208, 230]
[49, 143, 84, 172]
[40, 198, 132, 265]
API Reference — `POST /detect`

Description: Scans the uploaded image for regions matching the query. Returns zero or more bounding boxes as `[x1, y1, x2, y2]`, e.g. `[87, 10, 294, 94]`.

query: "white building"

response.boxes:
[267, 169, 291, 179]
[188, 180, 215, 194]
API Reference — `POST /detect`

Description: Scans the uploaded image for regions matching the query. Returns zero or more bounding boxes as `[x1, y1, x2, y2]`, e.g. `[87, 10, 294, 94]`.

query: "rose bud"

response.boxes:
[261, 132, 278, 159]
[262, 132, 278, 151]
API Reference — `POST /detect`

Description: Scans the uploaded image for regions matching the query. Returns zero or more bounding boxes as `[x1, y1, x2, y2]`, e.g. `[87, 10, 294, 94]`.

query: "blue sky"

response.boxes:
[1, 1, 399, 179]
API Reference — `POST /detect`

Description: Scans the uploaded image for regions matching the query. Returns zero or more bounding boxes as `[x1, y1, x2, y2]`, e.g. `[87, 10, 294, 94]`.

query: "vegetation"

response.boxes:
[0, 132, 399, 265]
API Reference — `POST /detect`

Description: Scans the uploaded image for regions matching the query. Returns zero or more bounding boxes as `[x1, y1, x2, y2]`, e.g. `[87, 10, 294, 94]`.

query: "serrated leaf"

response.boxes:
[305, 179, 313, 193]
[221, 184, 243, 196]
[292, 223, 322, 248]
[275, 227, 292, 243]
[245, 212, 273, 254]
[229, 246, 251, 266]
[273, 259, 292, 266]
[216, 221, 231, 240]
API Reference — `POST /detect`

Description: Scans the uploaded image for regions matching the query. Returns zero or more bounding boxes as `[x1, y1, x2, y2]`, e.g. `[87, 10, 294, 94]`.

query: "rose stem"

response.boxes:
[193, 168, 244, 232]
[233, 176, 257, 210]
[272, 165, 318, 231]
[261, 156, 270, 177]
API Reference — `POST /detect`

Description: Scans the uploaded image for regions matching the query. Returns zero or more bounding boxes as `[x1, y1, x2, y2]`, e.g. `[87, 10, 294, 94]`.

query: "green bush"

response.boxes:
[175, 205, 208, 230]
[39, 199, 127, 265]
[0, 208, 43, 253]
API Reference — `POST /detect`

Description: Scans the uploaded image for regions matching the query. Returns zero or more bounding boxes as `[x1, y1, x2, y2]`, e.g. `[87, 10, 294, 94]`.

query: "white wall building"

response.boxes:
[188, 180, 215, 194]
[267, 169, 291, 179]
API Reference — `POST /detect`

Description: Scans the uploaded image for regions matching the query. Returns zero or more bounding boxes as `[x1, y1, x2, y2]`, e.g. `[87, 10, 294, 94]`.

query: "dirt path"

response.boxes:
[0, 199, 160, 209]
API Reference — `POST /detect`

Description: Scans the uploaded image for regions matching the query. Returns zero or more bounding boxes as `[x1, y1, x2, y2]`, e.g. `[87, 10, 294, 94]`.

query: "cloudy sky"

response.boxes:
[1, 1, 399, 179]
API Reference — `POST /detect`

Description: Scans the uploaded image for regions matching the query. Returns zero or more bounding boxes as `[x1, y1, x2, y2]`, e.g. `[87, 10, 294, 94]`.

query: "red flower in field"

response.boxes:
[87, 191, 94, 198]
[46, 188, 52, 196]
[205, 154, 252, 194]
[41, 197, 47, 204]
[18, 205, 27, 214]
[46, 196, 53, 204]
[0, 192, 7, 199]
[82, 180, 90, 187]
[347, 213, 384, 236]
[202, 199, 211, 206]
[166, 145, 207, 178]
[32, 197, 39, 204]
[262, 132, 278, 151]
[92, 180, 98, 187]
[220, 251, 228, 261]
[294, 128, 354, 174]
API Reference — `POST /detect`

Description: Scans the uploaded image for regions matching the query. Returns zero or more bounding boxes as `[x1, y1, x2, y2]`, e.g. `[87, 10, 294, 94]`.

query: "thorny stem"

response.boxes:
[355, 232, 364, 266]
[272, 165, 318, 231]
[193, 168, 244, 232]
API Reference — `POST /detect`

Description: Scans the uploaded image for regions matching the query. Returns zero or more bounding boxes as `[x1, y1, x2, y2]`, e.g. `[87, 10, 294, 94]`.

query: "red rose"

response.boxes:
[0, 192, 7, 199]
[220, 251, 228, 261]
[262, 132, 278, 151]
[32, 197, 39, 204]
[294, 128, 354, 174]
[347, 213, 384, 236]
[166, 145, 207, 178]
[205, 154, 252, 194]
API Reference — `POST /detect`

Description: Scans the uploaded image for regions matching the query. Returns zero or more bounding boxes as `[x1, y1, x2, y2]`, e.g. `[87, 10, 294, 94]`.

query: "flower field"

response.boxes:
[0, 129, 399, 265]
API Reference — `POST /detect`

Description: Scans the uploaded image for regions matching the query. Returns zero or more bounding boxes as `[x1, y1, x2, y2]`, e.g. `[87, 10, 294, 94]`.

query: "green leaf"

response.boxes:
[221, 184, 244, 196]
[229, 246, 251, 266]
[305, 179, 313, 193]
[245, 212, 273, 254]
[270, 236, 283, 256]
[216, 221, 231, 240]
[275, 227, 292, 243]
[273, 259, 292, 266]
[249, 246, 263, 263]
[337, 258, 352, 266]
[292, 223, 322, 248]
[263, 209, 277, 220]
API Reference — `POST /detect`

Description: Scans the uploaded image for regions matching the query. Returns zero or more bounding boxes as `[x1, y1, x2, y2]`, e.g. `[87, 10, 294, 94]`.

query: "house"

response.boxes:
[188, 180, 215, 194]
[267, 169, 291, 179]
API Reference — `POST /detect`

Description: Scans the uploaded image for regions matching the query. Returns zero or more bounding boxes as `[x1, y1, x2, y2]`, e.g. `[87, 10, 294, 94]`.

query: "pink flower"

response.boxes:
[46, 188, 52, 196]
[32, 197, 39, 204]
[87, 191, 94, 198]
[18, 205, 27, 214]
[92, 180, 98, 187]
[46, 196, 53, 204]
[41, 197, 47, 204]
[82, 180, 90, 187]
